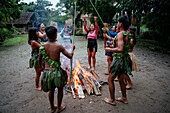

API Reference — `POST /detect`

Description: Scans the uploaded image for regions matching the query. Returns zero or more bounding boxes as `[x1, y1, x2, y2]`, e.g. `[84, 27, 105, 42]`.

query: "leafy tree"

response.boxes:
[59, 0, 120, 27]
[119, 0, 170, 40]
[0, 0, 21, 42]
[0, 0, 21, 27]
[20, 0, 52, 26]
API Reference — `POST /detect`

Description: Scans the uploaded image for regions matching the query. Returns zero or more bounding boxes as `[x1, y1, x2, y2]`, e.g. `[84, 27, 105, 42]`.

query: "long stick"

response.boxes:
[88, 0, 111, 37]
[69, 2, 76, 89]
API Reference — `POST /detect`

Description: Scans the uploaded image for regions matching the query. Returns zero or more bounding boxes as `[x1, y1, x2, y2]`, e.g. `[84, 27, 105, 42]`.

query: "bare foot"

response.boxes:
[35, 87, 42, 91]
[48, 104, 58, 109]
[50, 104, 58, 113]
[104, 72, 109, 75]
[57, 104, 66, 113]
[114, 77, 118, 81]
[103, 98, 116, 106]
[51, 108, 56, 113]
[116, 97, 128, 104]
[92, 67, 95, 71]
[126, 83, 134, 89]
[88, 66, 91, 70]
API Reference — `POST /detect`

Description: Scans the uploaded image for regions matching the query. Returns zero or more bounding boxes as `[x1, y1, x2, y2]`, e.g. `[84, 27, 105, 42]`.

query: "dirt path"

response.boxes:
[0, 35, 170, 113]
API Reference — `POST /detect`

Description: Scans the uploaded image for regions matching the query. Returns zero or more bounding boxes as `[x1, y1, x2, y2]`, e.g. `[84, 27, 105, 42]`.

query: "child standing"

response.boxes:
[125, 26, 138, 89]
[104, 24, 118, 75]
[28, 27, 46, 91]
[39, 26, 75, 113]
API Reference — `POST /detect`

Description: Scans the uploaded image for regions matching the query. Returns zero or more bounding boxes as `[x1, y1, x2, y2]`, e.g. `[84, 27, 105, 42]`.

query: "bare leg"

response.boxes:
[105, 56, 113, 75]
[35, 67, 41, 91]
[92, 48, 96, 71]
[88, 49, 92, 69]
[116, 75, 128, 104]
[104, 73, 116, 105]
[49, 87, 55, 112]
[57, 86, 65, 113]
[125, 74, 134, 89]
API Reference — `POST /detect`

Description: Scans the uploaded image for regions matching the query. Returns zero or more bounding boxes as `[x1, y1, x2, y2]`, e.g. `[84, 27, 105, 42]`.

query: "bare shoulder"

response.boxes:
[31, 40, 39, 46]
[117, 32, 124, 39]
[31, 40, 37, 44]
[55, 43, 65, 50]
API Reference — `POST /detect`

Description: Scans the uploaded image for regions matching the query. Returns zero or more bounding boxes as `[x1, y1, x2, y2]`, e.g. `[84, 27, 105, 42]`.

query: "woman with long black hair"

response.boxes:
[28, 27, 46, 91]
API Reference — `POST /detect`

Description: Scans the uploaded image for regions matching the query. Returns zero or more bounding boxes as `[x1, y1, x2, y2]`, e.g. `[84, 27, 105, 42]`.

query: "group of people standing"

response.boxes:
[28, 15, 138, 112]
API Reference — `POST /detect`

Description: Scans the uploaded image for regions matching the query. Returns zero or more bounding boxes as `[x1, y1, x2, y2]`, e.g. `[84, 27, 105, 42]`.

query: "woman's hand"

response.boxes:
[83, 16, 86, 20]
[94, 17, 97, 21]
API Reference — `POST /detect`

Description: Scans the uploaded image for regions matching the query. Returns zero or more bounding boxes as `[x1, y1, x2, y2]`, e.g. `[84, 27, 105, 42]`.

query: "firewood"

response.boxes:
[78, 72, 93, 95]
[91, 70, 100, 80]
[71, 86, 76, 99]
[82, 79, 93, 95]
[90, 78, 101, 96]
[77, 84, 85, 99]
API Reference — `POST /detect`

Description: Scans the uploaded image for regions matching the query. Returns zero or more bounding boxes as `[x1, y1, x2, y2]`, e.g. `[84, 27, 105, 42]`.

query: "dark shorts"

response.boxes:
[105, 52, 113, 56]
[87, 39, 97, 52]
[105, 40, 113, 56]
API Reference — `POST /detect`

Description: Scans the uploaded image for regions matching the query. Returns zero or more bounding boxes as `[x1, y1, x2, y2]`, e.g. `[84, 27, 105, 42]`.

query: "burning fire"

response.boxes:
[66, 59, 101, 98]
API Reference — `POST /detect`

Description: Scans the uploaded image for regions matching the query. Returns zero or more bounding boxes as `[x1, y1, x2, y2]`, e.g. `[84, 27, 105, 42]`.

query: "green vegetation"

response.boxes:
[140, 25, 149, 32]
[136, 38, 170, 54]
[0, 34, 27, 51]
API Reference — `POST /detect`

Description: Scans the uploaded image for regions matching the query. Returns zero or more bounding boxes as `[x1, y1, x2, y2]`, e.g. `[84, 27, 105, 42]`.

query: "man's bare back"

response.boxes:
[43, 41, 74, 69]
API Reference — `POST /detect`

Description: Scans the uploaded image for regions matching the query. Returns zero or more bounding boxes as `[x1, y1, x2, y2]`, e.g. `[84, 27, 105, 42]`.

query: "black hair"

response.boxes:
[129, 26, 136, 45]
[28, 27, 38, 45]
[118, 16, 130, 30]
[129, 26, 136, 32]
[45, 26, 57, 39]
[38, 23, 41, 28]
[114, 25, 117, 32]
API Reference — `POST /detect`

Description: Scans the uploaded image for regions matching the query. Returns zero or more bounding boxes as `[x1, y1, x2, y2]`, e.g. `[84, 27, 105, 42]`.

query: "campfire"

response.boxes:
[66, 59, 101, 99]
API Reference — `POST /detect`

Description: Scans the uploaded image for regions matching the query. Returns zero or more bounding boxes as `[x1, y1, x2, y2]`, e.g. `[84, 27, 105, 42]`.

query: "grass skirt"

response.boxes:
[109, 55, 132, 78]
[129, 52, 138, 71]
[29, 49, 39, 68]
[41, 67, 68, 92]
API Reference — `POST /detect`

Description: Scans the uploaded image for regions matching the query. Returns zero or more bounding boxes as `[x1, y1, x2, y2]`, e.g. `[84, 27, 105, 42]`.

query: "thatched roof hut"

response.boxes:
[4, 12, 38, 32]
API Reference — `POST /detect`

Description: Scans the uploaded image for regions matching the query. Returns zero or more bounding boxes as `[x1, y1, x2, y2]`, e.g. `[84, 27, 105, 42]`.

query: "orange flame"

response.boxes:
[67, 59, 97, 93]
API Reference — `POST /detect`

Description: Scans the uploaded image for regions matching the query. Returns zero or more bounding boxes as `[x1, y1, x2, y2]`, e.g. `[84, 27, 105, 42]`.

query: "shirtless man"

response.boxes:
[39, 26, 75, 113]
[103, 16, 132, 105]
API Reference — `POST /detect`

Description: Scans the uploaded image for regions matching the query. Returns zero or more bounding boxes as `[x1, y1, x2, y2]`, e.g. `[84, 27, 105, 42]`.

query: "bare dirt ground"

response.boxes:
[0, 35, 170, 113]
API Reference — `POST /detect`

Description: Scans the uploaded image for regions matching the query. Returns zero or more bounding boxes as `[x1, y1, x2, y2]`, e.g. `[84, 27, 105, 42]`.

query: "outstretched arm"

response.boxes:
[69, 22, 74, 35]
[64, 20, 67, 29]
[61, 45, 75, 59]
[83, 16, 88, 32]
[94, 17, 98, 28]
[103, 33, 113, 40]
[94, 17, 98, 34]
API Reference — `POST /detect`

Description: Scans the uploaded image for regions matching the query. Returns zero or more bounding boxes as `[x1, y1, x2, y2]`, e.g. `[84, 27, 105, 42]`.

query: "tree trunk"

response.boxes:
[126, 10, 132, 25]
[137, 25, 140, 35]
